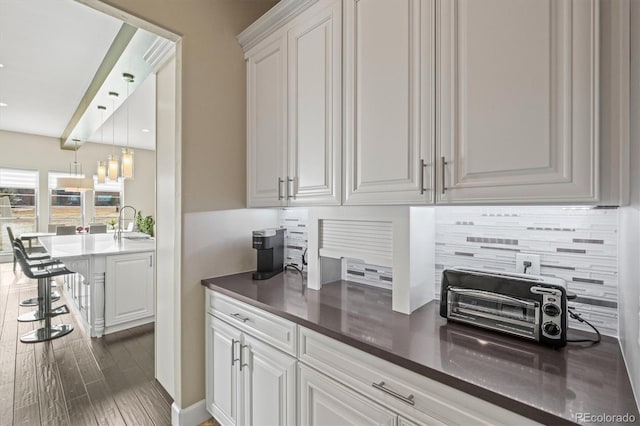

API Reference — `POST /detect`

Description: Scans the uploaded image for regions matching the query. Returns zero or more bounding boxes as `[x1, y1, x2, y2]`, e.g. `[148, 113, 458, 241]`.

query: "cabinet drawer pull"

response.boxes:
[278, 178, 284, 200]
[287, 177, 294, 200]
[441, 156, 448, 194]
[371, 381, 415, 406]
[420, 159, 427, 194]
[231, 339, 240, 366]
[230, 312, 250, 323]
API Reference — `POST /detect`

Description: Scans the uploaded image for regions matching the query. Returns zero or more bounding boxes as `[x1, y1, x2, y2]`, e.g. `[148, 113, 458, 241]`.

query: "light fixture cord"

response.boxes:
[112, 97, 116, 155]
[126, 79, 130, 149]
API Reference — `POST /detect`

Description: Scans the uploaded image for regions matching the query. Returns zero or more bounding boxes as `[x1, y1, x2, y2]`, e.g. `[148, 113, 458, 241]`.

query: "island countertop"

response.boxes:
[201, 270, 640, 426]
[39, 233, 155, 258]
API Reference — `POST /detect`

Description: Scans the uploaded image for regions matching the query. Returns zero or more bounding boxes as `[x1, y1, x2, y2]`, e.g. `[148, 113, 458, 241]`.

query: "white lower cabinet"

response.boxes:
[242, 334, 296, 426]
[206, 316, 242, 425]
[205, 308, 296, 426]
[298, 326, 538, 426]
[298, 363, 395, 426]
[205, 291, 538, 426]
[104, 251, 154, 327]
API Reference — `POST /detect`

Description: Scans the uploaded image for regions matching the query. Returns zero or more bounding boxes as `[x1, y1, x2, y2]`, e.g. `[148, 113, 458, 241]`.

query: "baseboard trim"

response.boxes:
[171, 400, 209, 426]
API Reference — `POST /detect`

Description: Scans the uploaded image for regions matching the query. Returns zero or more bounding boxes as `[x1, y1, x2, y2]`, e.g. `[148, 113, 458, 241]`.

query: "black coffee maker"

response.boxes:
[252, 228, 285, 280]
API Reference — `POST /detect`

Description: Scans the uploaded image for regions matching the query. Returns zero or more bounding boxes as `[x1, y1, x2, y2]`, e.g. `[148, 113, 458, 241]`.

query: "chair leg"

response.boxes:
[13, 254, 16, 273]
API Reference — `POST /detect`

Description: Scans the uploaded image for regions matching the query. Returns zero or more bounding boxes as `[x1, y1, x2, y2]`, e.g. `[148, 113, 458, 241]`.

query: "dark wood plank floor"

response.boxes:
[0, 262, 173, 426]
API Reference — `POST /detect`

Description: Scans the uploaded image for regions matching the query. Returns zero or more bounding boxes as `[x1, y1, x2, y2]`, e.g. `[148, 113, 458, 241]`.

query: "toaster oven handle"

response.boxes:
[448, 287, 537, 308]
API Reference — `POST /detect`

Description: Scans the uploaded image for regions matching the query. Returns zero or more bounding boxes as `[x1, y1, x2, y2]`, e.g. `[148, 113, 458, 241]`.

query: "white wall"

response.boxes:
[0, 129, 155, 230]
[619, 0, 640, 408]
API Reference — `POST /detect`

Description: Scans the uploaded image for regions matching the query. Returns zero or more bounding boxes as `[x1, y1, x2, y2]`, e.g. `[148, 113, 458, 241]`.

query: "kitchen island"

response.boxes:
[40, 233, 155, 337]
[202, 271, 639, 426]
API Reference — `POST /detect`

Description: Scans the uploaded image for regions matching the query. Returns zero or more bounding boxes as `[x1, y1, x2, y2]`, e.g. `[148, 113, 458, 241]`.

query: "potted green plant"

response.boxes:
[108, 218, 117, 230]
[135, 211, 155, 237]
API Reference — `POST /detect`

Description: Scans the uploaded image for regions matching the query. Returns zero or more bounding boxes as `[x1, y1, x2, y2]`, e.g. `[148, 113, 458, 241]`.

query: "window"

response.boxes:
[48, 172, 83, 226]
[93, 177, 122, 224]
[0, 168, 38, 254]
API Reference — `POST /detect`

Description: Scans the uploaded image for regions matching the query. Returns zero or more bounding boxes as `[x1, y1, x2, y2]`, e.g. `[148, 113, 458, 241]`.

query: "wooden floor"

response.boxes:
[0, 262, 173, 426]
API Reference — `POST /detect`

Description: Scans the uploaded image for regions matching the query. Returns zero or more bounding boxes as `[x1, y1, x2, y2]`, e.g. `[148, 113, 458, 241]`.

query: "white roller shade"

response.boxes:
[0, 168, 38, 189]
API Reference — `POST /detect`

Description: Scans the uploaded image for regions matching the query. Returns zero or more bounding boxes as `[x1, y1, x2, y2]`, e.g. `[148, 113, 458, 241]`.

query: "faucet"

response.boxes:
[115, 205, 136, 242]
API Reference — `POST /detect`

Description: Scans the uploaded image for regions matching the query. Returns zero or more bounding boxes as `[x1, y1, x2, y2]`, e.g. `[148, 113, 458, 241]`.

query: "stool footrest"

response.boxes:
[19, 292, 60, 307]
[17, 305, 70, 322]
[20, 324, 73, 343]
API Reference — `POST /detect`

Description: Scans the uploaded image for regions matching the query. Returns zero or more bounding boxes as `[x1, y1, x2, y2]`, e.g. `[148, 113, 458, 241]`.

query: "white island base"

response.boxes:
[40, 234, 155, 337]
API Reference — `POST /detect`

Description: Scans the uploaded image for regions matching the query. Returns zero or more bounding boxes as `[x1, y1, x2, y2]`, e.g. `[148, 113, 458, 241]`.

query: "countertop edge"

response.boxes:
[201, 279, 576, 426]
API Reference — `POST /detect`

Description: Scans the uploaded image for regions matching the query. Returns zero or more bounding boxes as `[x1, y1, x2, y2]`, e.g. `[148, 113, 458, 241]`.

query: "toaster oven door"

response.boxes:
[447, 287, 540, 340]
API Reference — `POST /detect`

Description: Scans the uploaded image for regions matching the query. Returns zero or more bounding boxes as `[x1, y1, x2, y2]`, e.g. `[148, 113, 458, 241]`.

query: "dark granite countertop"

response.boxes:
[201, 270, 640, 425]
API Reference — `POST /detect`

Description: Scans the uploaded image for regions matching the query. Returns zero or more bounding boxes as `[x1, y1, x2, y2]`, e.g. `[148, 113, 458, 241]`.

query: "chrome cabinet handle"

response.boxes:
[441, 156, 448, 194]
[420, 159, 427, 194]
[231, 339, 240, 366]
[240, 344, 249, 371]
[372, 381, 415, 406]
[287, 177, 294, 200]
[230, 312, 250, 323]
[278, 178, 284, 200]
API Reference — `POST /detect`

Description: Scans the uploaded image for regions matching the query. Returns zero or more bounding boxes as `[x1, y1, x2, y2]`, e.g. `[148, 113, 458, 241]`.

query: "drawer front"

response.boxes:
[298, 326, 538, 426]
[207, 290, 297, 356]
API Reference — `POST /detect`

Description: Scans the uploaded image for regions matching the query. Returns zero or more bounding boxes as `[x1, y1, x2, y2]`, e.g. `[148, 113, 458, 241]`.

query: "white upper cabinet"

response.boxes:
[242, 0, 628, 206]
[344, 0, 435, 205]
[288, 0, 342, 205]
[244, 0, 342, 207]
[436, 0, 599, 203]
[246, 36, 288, 207]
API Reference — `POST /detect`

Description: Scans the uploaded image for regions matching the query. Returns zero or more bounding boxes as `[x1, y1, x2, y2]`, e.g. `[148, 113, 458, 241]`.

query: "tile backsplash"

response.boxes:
[279, 208, 308, 270]
[435, 206, 619, 336]
[281, 206, 620, 336]
[279, 208, 394, 289]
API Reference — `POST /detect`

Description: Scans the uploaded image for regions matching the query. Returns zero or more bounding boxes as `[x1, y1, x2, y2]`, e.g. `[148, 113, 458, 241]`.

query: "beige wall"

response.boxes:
[93, 0, 277, 409]
[0, 129, 155, 228]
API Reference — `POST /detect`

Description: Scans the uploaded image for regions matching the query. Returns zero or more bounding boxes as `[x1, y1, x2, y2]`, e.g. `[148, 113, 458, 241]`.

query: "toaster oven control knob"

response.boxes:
[543, 322, 561, 336]
[543, 304, 561, 317]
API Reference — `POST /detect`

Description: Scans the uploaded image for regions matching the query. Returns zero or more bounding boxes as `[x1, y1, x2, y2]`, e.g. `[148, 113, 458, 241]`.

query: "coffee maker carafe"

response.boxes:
[252, 228, 285, 280]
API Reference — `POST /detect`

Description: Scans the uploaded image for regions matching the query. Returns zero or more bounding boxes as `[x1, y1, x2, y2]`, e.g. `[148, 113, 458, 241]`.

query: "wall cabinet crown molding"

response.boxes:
[237, 0, 320, 52]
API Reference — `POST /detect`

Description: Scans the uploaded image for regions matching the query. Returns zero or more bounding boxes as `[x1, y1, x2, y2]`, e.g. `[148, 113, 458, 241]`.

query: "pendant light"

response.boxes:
[121, 73, 134, 179]
[57, 139, 94, 191]
[107, 91, 119, 181]
[96, 105, 107, 184]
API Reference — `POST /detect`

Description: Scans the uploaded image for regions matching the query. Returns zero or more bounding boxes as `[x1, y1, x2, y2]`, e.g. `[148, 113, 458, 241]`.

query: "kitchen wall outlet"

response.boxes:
[515, 253, 541, 275]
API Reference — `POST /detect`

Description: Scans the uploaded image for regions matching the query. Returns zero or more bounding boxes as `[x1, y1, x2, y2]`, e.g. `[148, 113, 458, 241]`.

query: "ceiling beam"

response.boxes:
[59, 22, 137, 150]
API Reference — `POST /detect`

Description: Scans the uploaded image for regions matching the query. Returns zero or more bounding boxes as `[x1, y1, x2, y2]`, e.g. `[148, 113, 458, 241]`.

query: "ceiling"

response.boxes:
[0, 0, 163, 151]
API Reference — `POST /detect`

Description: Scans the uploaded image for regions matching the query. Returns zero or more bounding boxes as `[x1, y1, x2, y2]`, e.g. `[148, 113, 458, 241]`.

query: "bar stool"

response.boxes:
[14, 248, 74, 343]
[13, 241, 61, 307]
[6, 226, 47, 272]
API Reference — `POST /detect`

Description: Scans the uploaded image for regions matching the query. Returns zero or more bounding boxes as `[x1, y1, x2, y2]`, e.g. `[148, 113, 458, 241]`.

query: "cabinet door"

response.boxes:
[247, 35, 288, 207]
[105, 252, 154, 326]
[287, 0, 342, 206]
[437, 0, 598, 203]
[344, 0, 435, 205]
[241, 335, 296, 426]
[206, 316, 242, 426]
[298, 364, 395, 426]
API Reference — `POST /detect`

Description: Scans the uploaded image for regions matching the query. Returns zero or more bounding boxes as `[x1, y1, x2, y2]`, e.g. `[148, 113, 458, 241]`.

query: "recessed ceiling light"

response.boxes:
[141, 128, 150, 133]
[0, 102, 7, 107]
[0, 64, 4, 68]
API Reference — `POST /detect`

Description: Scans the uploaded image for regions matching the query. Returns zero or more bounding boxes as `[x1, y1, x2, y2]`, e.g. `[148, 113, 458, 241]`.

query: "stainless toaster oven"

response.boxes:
[440, 268, 568, 347]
